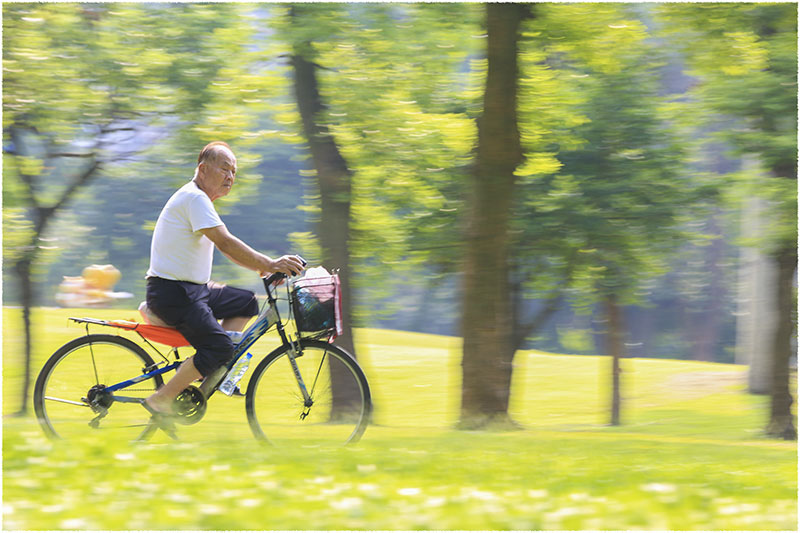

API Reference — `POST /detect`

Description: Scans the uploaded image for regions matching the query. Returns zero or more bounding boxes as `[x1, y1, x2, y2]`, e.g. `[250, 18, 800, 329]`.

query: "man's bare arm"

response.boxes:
[200, 225, 305, 276]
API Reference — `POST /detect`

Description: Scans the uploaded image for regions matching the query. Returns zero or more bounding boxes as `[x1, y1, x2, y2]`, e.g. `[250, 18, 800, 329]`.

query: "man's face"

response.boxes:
[201, 148, 237, 201]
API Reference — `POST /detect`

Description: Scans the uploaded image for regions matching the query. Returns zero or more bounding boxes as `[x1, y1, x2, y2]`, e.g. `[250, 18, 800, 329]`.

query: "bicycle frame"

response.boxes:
[100, 272, 304, 403]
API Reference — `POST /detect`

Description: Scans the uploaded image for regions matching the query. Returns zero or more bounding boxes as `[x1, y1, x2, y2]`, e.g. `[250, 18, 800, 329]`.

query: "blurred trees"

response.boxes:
[2, 3, 794, 436]
[3, 2, 271, 413]
[530, 4, 705, 426]
[658, 3, 797, 439]
[270, 3, 478, 326]
[458, 3, 705, 427]
[278, 5, 358, 361]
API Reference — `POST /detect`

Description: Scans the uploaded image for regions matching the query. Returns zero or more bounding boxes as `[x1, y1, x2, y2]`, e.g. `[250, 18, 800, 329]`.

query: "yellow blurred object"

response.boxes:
[85, 288, 106, 299]
[59, 277, 85, 293]
[82, 264, 121, 289]
[55, 264, 132, 308]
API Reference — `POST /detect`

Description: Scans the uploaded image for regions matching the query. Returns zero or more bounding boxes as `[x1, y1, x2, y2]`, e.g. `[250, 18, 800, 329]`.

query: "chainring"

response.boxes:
[172, 385, 207, 425]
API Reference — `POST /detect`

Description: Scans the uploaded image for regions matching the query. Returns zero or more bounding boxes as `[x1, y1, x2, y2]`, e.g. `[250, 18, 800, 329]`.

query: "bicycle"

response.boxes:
[33, 271, 372, 446]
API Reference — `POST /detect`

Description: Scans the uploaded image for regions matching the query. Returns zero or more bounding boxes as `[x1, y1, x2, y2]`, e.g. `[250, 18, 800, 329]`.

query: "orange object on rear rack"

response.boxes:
[69, 317, 191, 348]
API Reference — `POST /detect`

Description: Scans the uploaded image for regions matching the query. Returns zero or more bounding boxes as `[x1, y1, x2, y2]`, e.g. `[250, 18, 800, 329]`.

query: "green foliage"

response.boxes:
[271, 3, 482, 324]
[507, 4, 699, 312]
[657, 3, 797, 255]
[1, 3, 296, 304]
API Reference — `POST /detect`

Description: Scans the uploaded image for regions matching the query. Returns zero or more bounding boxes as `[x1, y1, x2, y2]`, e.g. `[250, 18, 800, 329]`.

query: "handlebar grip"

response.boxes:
[289, 256, 307, 277]
[263, 257, 307, 285]
[263, 272, 286, 286]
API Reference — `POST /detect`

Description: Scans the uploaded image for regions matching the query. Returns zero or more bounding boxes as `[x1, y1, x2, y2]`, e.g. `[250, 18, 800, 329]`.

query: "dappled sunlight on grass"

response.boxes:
[3, 419, 796, 530]
[3, 307, 797, 529]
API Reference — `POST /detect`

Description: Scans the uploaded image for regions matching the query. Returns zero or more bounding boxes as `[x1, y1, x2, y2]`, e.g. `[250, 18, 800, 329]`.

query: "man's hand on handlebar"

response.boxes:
[260, 255, 307, 284]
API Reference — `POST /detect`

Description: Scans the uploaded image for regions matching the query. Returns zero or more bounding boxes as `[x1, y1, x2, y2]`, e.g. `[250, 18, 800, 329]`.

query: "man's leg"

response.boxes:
[144, 281, 235, 415]
[143, 280, 258, 414]
[221, 316, 250, 332]
[145, 357, 202, 413]
[209, 283, 259, 333]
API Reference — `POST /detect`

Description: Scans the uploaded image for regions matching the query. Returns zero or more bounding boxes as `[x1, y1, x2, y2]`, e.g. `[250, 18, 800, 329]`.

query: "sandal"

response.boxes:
[141, 400, 178, 440]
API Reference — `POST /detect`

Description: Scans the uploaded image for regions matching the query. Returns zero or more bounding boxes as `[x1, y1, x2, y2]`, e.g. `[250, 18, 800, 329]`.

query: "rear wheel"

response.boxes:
[245, 339, 371, 446]
[33, 335, 163, 441]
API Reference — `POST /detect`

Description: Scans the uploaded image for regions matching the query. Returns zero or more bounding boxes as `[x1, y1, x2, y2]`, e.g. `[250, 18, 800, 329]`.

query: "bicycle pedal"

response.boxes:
[231, 386, 245, 397]
[161, 425, 179, 440]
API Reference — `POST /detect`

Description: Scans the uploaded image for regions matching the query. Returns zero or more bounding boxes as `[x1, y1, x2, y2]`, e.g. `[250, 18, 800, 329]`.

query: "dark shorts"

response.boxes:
[145, 277, 259, 377]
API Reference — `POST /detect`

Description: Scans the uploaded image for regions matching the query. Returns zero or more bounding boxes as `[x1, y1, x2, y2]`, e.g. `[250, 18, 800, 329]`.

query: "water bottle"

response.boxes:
[226, 330, 244, 344]
[219, 352, 252, 396]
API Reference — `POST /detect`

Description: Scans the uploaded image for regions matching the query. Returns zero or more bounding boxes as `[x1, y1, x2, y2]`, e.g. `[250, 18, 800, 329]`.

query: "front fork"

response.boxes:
[286, 339, 313, 419]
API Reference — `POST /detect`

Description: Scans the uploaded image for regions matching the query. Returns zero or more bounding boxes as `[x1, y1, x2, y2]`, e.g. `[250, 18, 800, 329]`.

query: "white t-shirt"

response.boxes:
[146, 180, 223, 284]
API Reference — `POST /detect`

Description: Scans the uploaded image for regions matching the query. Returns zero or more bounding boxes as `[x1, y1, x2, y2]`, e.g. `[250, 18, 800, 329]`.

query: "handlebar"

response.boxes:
[261, 256, 307, 291]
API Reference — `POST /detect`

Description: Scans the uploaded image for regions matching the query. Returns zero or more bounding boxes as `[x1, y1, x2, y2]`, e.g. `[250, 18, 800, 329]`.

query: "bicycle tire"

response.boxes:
[33, 334, 163, 442]
[245, 339, 371, 446]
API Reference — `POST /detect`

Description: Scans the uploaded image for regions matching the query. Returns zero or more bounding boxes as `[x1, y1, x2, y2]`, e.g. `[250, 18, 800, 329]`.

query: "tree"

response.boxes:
[540, 66, 697, 425]
[272, 3, 479, 323]
[270, 3, 481, 419]
[279, 4, 361, 417]
[658, 3, 797, 439]
[458, 3, 529, 429]
[459, 2, 692, 428]
[3, 3, 271, 414]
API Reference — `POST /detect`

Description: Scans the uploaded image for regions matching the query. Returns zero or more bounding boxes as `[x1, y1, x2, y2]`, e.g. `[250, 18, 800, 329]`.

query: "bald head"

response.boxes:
[197, 141, 234, 166]
[193, 141, 237, 202]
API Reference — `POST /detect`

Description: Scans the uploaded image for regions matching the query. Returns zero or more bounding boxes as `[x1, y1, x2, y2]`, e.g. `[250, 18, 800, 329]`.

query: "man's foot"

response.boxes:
[141, 399, 178, 439]
[143, 396, 174, 415]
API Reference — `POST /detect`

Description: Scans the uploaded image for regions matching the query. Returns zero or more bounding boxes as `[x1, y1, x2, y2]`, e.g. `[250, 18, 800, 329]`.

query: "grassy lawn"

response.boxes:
[2, 306, 797, 530]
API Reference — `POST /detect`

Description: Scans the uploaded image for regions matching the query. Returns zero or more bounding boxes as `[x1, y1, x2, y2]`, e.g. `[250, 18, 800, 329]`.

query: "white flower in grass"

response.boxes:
[357, 483, 379, 493]
[718, 503, 760, 515]
[168, 493, 192, 503]
[199, 504, 223, 515]
[248, 469, 275, 478]
[641, 482, 677, 493]
[527, 489, 548, 499]
[114, 453, 135, 461]
[60, 518, 88, 529]
[357, 464, 377, 473]
[424, 497, 447, 508]
[330, 497, 363, 511]
[322, 486, 346, 496]
[398, 487, 421, 496]
[466, 489, 497, 501]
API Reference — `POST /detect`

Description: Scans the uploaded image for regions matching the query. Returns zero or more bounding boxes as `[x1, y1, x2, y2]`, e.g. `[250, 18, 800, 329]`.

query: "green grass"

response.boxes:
[3, 307, 797, 530]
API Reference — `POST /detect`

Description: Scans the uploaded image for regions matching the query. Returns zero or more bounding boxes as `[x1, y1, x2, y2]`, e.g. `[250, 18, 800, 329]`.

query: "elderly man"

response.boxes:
[143, 141, 305, 417]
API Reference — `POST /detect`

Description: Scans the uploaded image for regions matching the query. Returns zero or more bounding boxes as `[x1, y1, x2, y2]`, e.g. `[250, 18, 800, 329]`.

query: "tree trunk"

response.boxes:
[12, 257, 35, 416]
[459, 3, 527, 430]
[290, 37, 359, 416]
[606, 294, 626, 426]
[735, 193, 777, 392]
[766, 244, 797, 440]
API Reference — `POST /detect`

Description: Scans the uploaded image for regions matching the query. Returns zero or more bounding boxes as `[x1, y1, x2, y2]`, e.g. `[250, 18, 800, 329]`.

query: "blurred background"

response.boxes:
[3, 3, 797, 433]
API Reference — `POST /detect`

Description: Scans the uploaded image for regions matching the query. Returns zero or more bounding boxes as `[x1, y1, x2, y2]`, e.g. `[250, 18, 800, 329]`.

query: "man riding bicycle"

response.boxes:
[142, 141, 305, 418]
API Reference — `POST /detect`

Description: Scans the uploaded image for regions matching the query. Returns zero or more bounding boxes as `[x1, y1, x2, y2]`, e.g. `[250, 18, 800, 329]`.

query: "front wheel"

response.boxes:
[245, 340, 371, 446]
[33, 334, 163, 442]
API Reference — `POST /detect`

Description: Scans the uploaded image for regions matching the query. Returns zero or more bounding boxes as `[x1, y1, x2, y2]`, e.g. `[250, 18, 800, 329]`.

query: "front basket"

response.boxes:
[291, 274, 342, 338]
